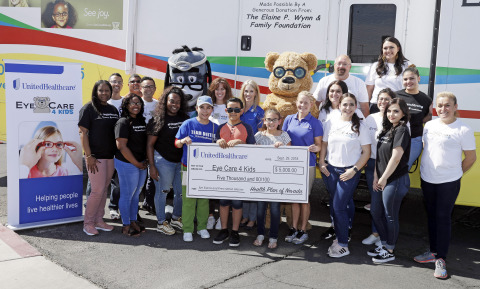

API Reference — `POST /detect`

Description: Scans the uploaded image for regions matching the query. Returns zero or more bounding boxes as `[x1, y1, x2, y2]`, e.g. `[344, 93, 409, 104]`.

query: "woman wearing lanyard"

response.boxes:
[319, 93, 370, 258]
[414, 92, 476, 279]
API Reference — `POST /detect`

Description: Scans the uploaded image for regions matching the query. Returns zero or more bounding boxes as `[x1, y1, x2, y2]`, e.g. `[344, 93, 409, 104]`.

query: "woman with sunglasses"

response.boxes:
[79, 80, 119, 236]
[114, 94, 148, 237]
[20, 125, 82, 178]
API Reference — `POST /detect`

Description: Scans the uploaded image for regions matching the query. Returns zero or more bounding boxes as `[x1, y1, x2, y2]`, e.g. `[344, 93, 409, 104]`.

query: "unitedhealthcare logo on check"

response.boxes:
[197, 149, 248, 160]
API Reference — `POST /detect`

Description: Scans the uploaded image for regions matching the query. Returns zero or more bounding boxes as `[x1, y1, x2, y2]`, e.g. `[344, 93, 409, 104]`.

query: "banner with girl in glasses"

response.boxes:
[5, 59, 83, 230]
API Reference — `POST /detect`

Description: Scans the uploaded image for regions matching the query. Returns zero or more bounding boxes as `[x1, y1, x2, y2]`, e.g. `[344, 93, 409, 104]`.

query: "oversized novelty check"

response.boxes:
[186, 143, 310, 203]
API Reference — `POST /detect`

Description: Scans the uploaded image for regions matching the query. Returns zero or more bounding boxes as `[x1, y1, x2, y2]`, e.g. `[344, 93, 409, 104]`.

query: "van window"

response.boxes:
[347, 4, 397, 63]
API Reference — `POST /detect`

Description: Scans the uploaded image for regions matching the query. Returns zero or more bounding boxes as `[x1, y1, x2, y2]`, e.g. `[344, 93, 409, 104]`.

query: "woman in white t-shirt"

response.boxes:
[366, 37, 409, 114]
[206, 77, 233, 229]
[319, 93, 371, 258]
[318, 80, 364, 126]
[414, 92, 476, 279]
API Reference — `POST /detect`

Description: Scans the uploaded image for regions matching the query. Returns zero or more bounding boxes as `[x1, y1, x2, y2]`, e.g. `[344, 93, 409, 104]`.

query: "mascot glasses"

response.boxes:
[273, 66, 306, 79]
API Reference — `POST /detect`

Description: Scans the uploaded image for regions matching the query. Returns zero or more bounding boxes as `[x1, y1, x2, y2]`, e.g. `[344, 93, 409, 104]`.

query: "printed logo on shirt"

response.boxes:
[406, 103, 423, 112]
[378, 135, 392, 144]
[98, 113, 119, 119]
[425, 130, 452, 140]
[132, 125, 146, 132]
[191, 129, 215, 141]
[168, 122, 184, 129]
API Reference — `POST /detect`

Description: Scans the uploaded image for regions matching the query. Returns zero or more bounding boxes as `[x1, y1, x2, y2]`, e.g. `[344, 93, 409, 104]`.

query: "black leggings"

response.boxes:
[421, 178, 461, 260]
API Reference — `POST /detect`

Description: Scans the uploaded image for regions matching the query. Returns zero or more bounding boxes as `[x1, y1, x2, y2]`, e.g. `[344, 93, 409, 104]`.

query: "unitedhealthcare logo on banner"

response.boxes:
[13, 78, 21, 90]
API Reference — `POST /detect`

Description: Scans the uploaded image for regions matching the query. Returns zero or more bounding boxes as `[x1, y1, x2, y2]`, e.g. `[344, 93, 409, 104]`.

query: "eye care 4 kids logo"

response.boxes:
[193, 148, 248, 160]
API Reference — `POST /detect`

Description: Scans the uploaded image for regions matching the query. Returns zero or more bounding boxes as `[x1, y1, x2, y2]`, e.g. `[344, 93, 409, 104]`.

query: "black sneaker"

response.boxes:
[367, 245, 384, 257]
[213, 229, 229, 244]
[372, 248, 395, 263]
[229, 231, 240, 247]
[284, 227, 297, 243]
[321, 227, 336, 240]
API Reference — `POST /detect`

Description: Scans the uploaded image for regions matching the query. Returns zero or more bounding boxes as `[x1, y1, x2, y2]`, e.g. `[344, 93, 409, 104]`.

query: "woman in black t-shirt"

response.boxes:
[146, 87, 189, 235]
[370, 98, 411, 263]
[79, 80, 119, 236]
[396, 65, 432, 169]
[114, 93, 148, 236]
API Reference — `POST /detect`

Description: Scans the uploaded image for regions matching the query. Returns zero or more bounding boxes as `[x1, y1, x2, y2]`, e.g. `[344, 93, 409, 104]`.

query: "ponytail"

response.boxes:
[351, 112, 360, 135]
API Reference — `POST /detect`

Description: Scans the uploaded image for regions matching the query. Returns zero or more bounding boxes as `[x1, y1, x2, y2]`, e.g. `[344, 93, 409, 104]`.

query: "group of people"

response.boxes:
[78, 36, 476, 280]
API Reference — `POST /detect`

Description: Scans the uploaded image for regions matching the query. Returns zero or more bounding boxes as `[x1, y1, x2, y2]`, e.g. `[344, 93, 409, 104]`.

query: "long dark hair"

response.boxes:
[148, 86, 188, 135]
[91, 80, 112, 115]
[120, 93, 145, 122]
[339, 93, 360, 135]
[379, 98, 410, 139]
[321, 80, 348, 112]
[375, 36, 408, 77]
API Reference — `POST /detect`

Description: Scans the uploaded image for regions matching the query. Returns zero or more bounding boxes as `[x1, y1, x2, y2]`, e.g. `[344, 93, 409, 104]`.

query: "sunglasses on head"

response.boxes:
[226, 107, 242, 113]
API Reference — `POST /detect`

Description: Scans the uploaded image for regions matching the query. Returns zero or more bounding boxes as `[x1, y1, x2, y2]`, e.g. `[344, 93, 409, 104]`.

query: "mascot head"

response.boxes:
[164, 45, 212, 114]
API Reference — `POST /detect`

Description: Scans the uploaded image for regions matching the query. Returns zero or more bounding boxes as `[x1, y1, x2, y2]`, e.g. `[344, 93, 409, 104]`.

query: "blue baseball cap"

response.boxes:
[197, 95, 213, 107]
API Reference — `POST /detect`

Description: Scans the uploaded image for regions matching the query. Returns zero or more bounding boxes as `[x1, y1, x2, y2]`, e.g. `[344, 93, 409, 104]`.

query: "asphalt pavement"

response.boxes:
[1, 143, 479, 289]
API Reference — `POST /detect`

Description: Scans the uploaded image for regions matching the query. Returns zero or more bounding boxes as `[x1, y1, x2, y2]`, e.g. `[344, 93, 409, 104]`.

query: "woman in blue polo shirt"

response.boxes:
[282, 91, 323, 245]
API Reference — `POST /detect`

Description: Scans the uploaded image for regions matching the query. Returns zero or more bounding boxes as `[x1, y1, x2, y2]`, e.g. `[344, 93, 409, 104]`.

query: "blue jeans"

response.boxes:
[421, 178, 461, 260]
[242, 201, 257, 221]
[114, 158, 147, 226]
[364, 158, 378, 234]
[257, 201, 280, 239]
[152, 151, 182, 223]
[370, 173, 410, 250]
[408, 136, 423, 170]
[321, 170, 355, 229]
[323, 165, 361, 247]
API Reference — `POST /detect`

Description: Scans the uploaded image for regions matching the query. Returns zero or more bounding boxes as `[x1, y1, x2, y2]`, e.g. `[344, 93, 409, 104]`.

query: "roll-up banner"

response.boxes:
[4, 59, 83, 230]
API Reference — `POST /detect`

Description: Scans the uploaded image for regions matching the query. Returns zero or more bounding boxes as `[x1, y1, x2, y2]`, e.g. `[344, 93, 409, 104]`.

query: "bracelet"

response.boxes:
[86, 154, 95, 159]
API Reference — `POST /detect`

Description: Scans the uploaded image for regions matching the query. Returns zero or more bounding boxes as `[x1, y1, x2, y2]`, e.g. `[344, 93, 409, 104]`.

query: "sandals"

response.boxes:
[131, 221, 146, 233]
[122, 225, 140, 237]
[268, 238, 278, 249]
[245, 221, 256, 231]
[240, 219, 248, 227]
[253, 235, 264, 246]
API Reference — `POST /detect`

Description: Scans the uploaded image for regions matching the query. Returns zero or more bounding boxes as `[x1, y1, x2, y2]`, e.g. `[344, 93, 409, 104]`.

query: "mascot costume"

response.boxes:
[262, 51, 319, 230]
[164, 45, 212, 117]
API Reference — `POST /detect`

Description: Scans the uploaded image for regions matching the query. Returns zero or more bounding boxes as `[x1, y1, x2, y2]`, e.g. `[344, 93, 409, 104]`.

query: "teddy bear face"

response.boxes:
[266, 52, 316, 98]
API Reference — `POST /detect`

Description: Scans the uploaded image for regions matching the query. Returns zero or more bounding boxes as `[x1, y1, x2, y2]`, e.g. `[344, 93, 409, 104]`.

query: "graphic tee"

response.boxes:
[376, 125, 411, 183]
[78, 102, 119, 159]
[216, 121, 255, 145]
[176, 118, 218, 166]
[396, 89, 432, 138]
[114, 117, 147, 163]
[147, 114, 187, 163]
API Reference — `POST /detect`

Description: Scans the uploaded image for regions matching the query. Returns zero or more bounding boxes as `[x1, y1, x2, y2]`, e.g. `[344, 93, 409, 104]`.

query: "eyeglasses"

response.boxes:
[53, 12, 68, 18]
[273, 66, 307, 79]
[142, 85, 155, 89]
[129, 102, 142, 106]
[226, 108, 242, 113]
[265, 118, 279, 123]
[110, 81, 123, 85]
[129, 80, 140, 84]
[40, 141, 64, 149]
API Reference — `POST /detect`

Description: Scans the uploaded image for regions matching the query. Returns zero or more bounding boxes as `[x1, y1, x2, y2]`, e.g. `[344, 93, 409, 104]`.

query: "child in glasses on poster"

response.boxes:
[41, 0, 77, 29]
[253, 108, 291, 249]
[19, 125, 82, 178]
[212, 98, 256, 247]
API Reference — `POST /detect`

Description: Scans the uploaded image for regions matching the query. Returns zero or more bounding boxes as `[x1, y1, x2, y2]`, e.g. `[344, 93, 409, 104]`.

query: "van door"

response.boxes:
[236, 0, 330, 100]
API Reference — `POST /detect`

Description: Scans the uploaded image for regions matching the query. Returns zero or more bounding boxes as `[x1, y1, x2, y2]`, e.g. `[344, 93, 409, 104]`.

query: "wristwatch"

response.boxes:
[353, 166, 359, 173]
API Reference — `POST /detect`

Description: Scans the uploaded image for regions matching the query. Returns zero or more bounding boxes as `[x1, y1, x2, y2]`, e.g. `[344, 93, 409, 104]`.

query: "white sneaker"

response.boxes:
[362, 234, 381, 245]
[197, 229, 210, 239]
[328, 242, 350, 258]
[207, 216, 215, 230]
[215, 218, 222, 230]
[183, 232, 193, 242]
